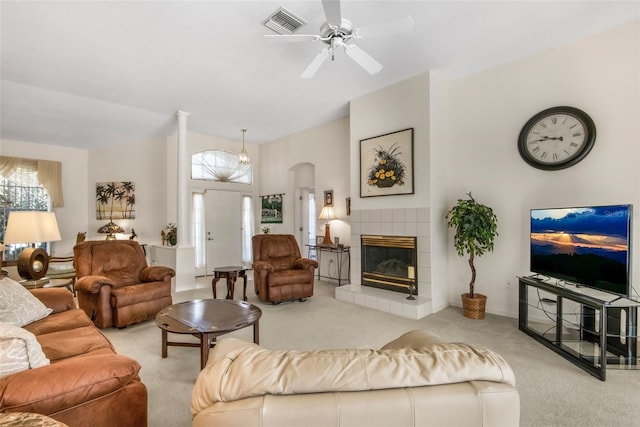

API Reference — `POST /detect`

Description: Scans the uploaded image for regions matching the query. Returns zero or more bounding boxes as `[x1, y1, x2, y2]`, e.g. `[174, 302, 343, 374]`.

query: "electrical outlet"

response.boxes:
[506, 281, 512, 288]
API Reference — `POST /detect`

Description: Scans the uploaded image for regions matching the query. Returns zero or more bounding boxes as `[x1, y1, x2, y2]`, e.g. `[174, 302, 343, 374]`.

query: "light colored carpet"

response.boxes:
[102, 278, 640, 427]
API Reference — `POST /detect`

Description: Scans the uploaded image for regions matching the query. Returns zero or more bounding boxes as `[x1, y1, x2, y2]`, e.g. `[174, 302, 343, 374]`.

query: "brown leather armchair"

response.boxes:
[252, 234, 318, 303]
[74, 240, 175, 328]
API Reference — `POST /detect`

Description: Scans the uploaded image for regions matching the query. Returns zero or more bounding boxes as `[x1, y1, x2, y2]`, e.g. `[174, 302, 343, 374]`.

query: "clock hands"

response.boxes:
[529, 135, 564, 143]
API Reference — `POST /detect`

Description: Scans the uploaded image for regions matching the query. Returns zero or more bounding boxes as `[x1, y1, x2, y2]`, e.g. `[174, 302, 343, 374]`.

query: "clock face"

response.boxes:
[518, 106, 596, 170]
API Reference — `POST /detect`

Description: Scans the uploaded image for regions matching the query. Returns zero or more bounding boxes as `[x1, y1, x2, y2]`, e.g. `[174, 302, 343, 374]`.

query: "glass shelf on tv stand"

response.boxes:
[518, 276, 639, 380]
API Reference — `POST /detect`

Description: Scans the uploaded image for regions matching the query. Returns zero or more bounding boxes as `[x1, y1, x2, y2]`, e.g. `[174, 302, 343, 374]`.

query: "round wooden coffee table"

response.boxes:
[155, 299, 262, 369]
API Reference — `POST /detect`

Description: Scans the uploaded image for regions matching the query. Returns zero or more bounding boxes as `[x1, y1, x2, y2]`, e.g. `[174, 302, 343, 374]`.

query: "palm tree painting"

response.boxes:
[96, 181, 135, 220]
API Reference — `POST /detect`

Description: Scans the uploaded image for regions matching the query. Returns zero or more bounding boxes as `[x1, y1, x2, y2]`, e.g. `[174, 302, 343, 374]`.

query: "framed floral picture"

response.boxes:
[360, 128, 414, 197]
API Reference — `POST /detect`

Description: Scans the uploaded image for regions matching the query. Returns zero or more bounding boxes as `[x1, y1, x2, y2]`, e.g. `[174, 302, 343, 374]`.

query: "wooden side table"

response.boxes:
[212, 266, 248, 301]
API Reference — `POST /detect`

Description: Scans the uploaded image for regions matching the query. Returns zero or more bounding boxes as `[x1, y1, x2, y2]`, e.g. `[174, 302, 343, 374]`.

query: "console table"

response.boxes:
[519, 276, 638, 380]
[306, 244, 350, 285]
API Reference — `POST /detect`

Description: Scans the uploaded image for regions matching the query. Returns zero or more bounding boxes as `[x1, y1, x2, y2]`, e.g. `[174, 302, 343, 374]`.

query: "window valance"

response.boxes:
[0, 156, 64, 208]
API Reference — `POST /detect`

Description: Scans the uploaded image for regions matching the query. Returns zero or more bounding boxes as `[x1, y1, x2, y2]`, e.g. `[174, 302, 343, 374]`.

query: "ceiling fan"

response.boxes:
[266, 0, 414, 78]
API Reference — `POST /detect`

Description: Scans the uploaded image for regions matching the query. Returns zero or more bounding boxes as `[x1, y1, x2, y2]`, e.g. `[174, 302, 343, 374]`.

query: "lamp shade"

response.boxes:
[3, 211, 61, 282]
[97, 221, 125, 234]
[3, 211, 62, 244]
[318, 206, 336, 221]
[318, 206, 336, 246]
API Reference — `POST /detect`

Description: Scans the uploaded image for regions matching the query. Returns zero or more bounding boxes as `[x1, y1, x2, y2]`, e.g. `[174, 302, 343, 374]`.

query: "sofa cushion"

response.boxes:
[36, 325, 114, 362]
[24, 309, 93, 336]
[267, 269, 313, 287]
[86, 243, 144, 286]
[0, 354, 142, 415]
[380, 329, 445, 349]
[191, 330, 516, 414]
[110, 280, 171, 307]
[0, 322, 50, 378]
[0, 278, 52, 326]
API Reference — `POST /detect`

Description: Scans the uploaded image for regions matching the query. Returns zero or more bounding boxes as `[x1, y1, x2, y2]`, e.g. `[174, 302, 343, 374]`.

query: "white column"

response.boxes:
[168, 110, 196, 291]
[176, 110, 190, 247]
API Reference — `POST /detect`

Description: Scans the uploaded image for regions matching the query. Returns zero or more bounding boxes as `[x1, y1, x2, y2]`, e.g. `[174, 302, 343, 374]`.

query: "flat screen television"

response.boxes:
[530, 204, 632, 297]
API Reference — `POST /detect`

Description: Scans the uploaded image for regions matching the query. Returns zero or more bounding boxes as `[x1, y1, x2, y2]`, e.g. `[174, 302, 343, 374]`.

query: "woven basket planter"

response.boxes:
[461, 293, 487, 320]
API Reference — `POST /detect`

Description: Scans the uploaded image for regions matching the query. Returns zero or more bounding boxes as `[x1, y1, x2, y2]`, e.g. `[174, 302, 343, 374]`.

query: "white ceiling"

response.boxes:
[1, 1, 638, 150]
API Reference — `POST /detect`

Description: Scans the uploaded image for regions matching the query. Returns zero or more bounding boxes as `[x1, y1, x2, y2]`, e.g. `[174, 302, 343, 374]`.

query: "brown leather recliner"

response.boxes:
[74, 240, 175, 328]
[252, 234, 318, 303]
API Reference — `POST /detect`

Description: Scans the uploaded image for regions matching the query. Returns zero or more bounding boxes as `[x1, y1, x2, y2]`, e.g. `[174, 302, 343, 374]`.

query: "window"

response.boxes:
[242, 195, 254, 266]
[191, 150, 252, 184]
[192, 193, 205, 268]
[0, 163, 51, 261]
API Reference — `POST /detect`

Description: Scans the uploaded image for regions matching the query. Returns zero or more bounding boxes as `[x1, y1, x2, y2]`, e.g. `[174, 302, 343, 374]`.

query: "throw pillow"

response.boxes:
[0, 321, 50, 378]
[0, 277, 53, 326]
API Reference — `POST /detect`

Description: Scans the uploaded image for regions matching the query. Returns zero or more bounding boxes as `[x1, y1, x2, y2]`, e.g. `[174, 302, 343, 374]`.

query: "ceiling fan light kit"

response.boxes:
[266, 0, 413, 78]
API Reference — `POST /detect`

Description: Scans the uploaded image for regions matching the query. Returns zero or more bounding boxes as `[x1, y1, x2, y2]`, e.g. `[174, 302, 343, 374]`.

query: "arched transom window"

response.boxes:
[191, 150, 252, 184]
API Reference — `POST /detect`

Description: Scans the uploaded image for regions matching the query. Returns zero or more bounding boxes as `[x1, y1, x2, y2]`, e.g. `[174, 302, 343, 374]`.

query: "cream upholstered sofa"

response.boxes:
[191, 330, 520, 427]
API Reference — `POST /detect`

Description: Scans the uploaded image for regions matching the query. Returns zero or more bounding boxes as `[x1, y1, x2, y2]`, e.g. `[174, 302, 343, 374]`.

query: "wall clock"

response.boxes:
[518, 106, 596, 171]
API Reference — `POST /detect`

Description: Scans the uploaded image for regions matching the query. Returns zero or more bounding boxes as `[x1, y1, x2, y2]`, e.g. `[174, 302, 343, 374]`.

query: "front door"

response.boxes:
[205, 190, 242, 274]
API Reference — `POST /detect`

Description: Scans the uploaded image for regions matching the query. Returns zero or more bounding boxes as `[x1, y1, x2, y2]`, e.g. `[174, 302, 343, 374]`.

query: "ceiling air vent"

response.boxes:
[263, 7, 306, 35]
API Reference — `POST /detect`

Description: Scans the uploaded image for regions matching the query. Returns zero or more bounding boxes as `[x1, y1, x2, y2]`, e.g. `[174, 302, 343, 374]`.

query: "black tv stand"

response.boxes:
[519, 276, 639, 380]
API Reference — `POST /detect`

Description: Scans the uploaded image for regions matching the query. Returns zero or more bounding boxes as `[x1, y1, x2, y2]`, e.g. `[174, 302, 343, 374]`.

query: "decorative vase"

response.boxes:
[461, 293, 487, 320]
[376, 180, 395, 188]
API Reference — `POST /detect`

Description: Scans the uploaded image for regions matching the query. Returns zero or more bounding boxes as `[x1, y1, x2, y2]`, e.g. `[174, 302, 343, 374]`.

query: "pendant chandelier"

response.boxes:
[239, 129, 250, 164]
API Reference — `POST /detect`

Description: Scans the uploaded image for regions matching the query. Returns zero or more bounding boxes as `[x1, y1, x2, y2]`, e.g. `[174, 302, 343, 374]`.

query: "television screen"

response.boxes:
[530, 204, 632, 297]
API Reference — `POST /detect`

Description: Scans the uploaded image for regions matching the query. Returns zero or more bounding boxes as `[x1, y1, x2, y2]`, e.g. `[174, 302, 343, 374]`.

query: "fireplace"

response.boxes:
[361, 235, 417, 294]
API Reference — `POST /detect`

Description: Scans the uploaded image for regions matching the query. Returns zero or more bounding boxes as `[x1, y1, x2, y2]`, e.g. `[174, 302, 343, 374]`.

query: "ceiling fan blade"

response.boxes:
[321, 0, 342, 25]
[264, 34, 320, 42]
[301, 48, 331, 79]
[344, 44, 382, 75]
[354, 15, 414, 39]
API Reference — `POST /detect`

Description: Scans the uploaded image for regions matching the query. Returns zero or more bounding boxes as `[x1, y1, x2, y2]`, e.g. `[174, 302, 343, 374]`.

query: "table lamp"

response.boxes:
[318, 206, 336, 246]
[3, 211, 62, 282]
[97, 217, 125, 240]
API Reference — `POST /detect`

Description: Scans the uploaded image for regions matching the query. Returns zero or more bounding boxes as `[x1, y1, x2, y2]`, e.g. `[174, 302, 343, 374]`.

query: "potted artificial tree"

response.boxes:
[446, 192, 498, 320]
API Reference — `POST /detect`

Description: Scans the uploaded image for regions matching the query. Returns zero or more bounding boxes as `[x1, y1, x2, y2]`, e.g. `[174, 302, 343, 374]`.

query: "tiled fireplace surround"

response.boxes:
[335, 207, 432, 319]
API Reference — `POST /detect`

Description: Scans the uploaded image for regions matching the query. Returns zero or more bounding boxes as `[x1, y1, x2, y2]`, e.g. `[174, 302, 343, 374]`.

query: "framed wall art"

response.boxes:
[360, 128, 414, 198]
[260, 194, 284, 224]
[96, 181, 135, 220]
[324, 190, 333, 207]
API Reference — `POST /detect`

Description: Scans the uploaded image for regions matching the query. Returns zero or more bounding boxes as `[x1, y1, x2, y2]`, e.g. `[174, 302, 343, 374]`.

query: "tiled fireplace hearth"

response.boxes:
[336, 207, 432, 319]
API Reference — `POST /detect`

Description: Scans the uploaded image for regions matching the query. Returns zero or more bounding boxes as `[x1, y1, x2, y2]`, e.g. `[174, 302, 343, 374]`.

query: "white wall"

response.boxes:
[1, 139, 88, 256]
[428, 72, 451, 312]
[88, 138, 167, 245]
[350, 72, 430, 212]
[445, 22, 640, 317]
[259, 116, 351, 245]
